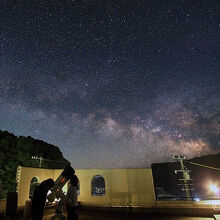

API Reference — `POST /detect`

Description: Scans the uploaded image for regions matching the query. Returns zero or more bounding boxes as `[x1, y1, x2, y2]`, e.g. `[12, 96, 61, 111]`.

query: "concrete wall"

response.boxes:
[17, 167, 156, 208]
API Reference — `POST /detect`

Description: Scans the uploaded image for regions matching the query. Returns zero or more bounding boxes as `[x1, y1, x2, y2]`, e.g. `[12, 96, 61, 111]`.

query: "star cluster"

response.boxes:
[0, 0, 219, 168]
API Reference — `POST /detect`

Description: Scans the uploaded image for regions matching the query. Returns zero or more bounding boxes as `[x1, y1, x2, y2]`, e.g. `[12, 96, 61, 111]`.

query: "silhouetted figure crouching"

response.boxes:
[31, 178, 55, 220]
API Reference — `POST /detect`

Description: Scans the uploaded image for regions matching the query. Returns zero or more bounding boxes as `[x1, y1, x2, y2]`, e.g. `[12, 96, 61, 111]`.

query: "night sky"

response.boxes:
[0, 0, 219, 168]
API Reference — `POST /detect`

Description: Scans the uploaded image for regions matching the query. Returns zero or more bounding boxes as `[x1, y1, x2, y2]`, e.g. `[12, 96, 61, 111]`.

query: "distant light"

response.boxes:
[209, 184, 219, 194]
[194, 198, 200, 202]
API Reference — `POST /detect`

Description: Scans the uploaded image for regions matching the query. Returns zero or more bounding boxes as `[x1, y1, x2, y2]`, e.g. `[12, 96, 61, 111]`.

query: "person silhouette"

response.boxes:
[66, 175, 79, 220]
[31, 178, 55, 220]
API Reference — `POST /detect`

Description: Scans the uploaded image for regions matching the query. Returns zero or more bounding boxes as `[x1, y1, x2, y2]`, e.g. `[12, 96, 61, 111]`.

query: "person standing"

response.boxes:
[66, 175, 79, 220]
[31, 178, 55, 220]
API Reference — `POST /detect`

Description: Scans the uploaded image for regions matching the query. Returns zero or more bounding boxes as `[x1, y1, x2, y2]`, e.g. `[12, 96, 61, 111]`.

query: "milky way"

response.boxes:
[0, 0, 219, 168]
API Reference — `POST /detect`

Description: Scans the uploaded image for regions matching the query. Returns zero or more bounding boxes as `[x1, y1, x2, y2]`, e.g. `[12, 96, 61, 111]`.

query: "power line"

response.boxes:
[40, 158, 69, 163]
[186, 161, 220, 171]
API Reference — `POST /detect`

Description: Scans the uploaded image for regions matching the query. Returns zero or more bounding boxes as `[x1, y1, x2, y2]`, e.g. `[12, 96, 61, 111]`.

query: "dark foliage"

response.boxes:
[0, 130, 70, 198]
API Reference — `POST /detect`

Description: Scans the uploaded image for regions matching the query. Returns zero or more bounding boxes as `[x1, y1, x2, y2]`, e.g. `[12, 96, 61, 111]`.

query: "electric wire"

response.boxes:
[186, 161, 220, 171]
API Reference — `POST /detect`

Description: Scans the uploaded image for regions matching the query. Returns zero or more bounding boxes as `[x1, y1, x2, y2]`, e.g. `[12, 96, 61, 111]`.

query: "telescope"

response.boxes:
[47, 165, 75, 216]
[54, 165, 75, 188]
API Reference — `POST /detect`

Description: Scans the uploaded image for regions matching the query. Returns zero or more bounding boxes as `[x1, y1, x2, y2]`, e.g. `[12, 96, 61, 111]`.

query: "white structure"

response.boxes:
[16, 166, 156, 208]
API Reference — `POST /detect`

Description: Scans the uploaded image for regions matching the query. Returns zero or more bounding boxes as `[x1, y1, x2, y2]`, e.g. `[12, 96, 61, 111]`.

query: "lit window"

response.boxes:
[29, 176, 40, 199]
[91, 175, 105, 196]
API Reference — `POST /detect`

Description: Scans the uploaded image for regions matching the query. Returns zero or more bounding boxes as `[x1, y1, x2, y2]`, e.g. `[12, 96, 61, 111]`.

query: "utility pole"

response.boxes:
[31, 156, 69, 168]
[31, 156, 43, 168]
[173, 155, 194, 200]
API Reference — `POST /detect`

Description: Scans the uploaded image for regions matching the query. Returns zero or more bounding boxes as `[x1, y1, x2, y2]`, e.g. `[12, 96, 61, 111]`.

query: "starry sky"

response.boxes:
[0, 0, 219, 168]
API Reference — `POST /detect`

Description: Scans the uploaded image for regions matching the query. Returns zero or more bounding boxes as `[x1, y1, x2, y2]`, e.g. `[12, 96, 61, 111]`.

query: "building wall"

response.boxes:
[16, 166, 55, 207]
[17, 166, 156, 207]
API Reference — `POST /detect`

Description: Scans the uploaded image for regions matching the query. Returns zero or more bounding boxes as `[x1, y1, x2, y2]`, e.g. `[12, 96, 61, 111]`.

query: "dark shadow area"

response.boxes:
[151, 153, 220, 200]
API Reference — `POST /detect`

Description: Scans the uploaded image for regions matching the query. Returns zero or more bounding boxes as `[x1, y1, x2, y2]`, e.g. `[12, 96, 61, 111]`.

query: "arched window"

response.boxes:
[91, 175, 105, 196]
[29, 176, 40, 199]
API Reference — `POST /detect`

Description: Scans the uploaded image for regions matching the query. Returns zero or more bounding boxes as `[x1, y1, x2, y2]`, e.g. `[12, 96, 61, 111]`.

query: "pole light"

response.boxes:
[173, 155, 194, 200]
[209, 183, 219, 198]
[31, 156, 43, 168]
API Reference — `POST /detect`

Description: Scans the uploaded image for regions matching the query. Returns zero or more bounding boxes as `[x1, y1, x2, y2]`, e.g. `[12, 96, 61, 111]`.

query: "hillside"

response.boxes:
[0, 130, 70, 197]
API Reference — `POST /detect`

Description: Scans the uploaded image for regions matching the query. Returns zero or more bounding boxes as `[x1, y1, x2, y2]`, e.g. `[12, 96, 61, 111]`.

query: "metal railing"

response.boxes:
[155, 193, 220, 201]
